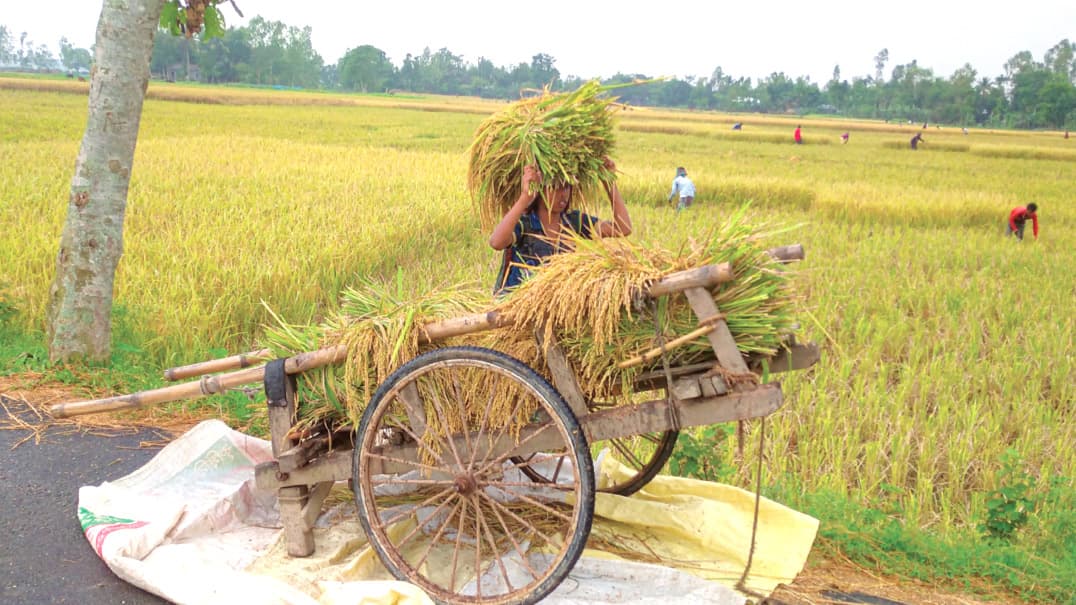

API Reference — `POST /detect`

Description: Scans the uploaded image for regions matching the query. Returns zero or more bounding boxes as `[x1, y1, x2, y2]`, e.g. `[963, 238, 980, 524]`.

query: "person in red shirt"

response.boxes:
[793, 125, 803, 144]
[1006, 203, 1039, 240]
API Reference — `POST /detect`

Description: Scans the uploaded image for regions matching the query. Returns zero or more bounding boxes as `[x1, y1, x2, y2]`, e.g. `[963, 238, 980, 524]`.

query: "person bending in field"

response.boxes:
[910, 132, 924, 149]
[1006, 203, 1039, 240]
[489, 157, 632, 295]
[667, 166, 697, 211]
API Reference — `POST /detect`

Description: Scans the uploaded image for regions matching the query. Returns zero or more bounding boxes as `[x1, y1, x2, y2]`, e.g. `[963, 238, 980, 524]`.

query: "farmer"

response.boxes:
[840, 132, 850, 144]
[910, 132, 924, 149]
[1006, 203, 1039, 240]
[793, 125, 803, 144]
[667, 166, 697, 212]
[490, 157, 632, 295]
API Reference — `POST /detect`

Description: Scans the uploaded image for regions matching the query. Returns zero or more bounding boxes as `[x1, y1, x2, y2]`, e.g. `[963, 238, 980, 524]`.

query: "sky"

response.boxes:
[5, 1, 1075, 84]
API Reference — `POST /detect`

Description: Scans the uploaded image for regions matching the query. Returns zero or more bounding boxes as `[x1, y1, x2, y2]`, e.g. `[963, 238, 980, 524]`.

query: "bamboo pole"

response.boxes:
[616, 316, 723, 370]
[164, 348, 270, 381]
[50, 261, 737, 419]
[767, 243, 804, 263]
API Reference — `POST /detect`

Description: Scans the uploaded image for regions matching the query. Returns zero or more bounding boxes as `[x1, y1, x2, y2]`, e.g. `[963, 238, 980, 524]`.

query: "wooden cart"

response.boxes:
[51, 244, 818, 605]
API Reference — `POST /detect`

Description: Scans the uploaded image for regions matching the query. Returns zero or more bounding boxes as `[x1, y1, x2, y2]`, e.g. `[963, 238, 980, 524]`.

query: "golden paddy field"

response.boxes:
[0, 78, 1072, 539]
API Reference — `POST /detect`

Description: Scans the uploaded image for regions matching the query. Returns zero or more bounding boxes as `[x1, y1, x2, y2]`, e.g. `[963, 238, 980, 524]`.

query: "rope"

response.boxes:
[651, 299, 682, 431]
[735, 415, 768, 599]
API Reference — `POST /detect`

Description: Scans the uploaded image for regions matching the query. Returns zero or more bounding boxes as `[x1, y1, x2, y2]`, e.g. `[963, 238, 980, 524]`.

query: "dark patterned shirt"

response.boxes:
[493, 208, 599, 295]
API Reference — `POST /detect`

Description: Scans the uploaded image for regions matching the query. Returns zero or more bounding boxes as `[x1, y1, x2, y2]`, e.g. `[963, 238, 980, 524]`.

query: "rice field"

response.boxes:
[1, 78, 1072, 539]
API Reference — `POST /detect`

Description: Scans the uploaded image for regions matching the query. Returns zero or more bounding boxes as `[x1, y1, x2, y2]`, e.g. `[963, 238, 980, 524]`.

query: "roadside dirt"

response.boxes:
[1, 372, 1026, 605]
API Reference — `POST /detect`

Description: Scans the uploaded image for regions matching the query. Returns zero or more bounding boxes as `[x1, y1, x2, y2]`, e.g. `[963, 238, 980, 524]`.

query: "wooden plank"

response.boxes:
[398, 382, 427, 438]
[302, 481, 334, 528]
[346, 384, 784, 478]
[683, 287, 750, 374]
[260, 384, 783, 490]
[748, 342, 821, 374]
[255, 449, 352, 490]
[536, 332, 590, 419]
[278, 485, 315, 556]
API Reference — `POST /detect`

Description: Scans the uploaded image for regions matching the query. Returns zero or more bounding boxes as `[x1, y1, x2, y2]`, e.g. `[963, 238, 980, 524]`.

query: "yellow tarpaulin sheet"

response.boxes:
[80, 421, 818, 605]
[248, 456, 818, 603]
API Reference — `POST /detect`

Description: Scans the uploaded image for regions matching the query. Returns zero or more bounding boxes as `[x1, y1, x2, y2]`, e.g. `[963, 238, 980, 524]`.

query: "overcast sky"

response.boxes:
[5, 1, 1074, 84]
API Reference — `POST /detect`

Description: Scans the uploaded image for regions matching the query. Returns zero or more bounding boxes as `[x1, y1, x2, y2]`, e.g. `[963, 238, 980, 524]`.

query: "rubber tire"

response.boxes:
[352, 345, 595, 605]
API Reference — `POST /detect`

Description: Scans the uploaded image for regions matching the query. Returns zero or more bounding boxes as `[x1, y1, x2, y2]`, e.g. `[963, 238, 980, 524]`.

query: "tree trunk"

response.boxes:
[46, 0, 164, 363]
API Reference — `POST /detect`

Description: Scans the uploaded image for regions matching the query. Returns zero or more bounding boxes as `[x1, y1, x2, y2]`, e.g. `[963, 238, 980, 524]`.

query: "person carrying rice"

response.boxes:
[468, 80, 634, 296]
[489, 157, 632, 295]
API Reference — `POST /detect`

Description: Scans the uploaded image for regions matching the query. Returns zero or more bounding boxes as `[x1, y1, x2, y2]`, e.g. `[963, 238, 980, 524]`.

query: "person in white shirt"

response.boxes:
[667, 166, 696, 211]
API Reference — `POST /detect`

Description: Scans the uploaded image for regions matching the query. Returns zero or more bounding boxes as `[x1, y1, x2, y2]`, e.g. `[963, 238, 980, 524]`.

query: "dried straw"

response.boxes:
[261, 207, 800, 431]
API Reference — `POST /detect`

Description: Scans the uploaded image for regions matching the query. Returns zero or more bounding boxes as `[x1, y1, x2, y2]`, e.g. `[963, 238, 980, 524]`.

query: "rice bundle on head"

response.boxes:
[494, 205, 801, 403]
[467, 79, 622, 231]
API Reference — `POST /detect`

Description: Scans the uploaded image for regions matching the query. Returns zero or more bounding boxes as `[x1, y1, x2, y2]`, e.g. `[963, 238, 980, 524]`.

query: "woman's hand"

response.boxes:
[602, 156, 617, 173]
[521, 164, 541, 198]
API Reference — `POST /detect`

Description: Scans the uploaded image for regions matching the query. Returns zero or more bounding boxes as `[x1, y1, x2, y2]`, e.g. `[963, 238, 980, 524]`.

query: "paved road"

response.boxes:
[0, 394, 169, 605]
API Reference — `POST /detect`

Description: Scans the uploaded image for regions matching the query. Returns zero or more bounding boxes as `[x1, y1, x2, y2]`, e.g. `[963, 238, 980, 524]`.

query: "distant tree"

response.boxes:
[150, 27, 188, 79]
[760, 72, 794, 112]
[321, 62, 338, 89]
[1043, 39, 1075, 82]
[197, 26, 250, 83]
[826, 65, 850, 112]
[943, 63, 978, 124]
[529, 53, 560, 88]
[659, 78, 693, 107]
[1035, 75, 1075, 127]
[59, 37, 93, 72]
[874, 48, 889, 83]
[0, 25, 14, 64]
[338, 44, 394, 92]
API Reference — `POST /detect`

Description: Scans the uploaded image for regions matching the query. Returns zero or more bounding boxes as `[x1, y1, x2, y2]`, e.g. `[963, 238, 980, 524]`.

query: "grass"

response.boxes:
[1, 76, 1072, 601]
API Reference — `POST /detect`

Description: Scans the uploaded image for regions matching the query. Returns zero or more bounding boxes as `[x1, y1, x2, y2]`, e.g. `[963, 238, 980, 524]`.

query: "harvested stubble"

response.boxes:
[261, 208, 799, 434]
[467, 80, 622, 231]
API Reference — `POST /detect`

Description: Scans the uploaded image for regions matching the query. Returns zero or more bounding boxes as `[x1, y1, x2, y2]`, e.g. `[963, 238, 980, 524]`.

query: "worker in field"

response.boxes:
[1006, 203, 1039, 240]
[793, 125, 803, 144]
[667, 166, 697, 212]
[840, 132, 850, 144]
[489, 157, 632, 295]
[910, 132, 924, 149]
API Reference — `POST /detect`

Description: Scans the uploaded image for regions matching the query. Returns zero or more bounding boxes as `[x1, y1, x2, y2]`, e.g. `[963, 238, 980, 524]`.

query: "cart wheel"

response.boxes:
[353, 346, 595, 605]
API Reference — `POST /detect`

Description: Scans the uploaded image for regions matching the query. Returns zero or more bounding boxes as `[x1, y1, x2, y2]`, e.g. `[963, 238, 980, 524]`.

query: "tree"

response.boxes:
[0, 25, 14, 65]
[1035, 75, 1076, 127]
[338, 44, 394, 92]
[59, 37, 93, 72]
[874, 48, 889, 83]
[529, 53, 560, 88]
[47, 0, 230, 362]
[1043, 39, 1075, 82]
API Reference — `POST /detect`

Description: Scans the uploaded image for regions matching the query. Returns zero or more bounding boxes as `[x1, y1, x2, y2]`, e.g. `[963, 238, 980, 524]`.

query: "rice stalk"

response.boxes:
[467, 80, 624, 231]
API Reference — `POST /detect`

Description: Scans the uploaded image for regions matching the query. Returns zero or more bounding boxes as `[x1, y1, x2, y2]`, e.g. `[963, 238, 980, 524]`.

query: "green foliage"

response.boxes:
[780, 482, 1076, 603]
[668, 424, 736, 483]
[980, 448, 1037, 541]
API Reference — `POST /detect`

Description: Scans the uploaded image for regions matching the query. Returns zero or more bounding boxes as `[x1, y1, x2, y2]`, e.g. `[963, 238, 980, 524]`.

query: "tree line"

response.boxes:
[3, 19, 1074, 129]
